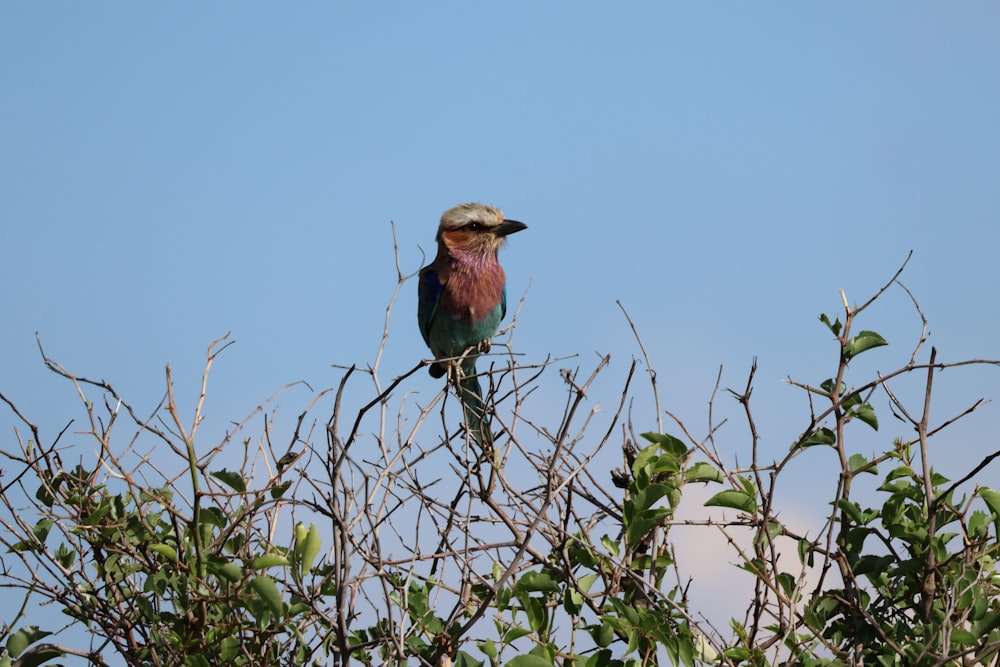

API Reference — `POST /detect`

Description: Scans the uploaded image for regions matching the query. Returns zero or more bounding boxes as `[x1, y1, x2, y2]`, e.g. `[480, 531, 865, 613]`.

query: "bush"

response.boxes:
[2, 257, 999, 667]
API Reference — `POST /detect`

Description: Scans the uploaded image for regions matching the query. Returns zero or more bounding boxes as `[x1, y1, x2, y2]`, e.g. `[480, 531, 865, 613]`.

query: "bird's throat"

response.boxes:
[441, 255, 506, 322]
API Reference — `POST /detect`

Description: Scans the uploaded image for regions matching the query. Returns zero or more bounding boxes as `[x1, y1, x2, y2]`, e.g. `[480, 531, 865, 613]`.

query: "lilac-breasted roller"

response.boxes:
[417, 203, 527, 450]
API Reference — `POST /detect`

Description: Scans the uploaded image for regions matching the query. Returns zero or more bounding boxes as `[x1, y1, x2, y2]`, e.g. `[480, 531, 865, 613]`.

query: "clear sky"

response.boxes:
[3, 2, 1000, 655]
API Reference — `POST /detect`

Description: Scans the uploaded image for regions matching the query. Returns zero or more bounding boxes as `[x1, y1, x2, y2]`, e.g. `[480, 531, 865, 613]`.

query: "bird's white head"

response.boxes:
[436, 203, 527, 255]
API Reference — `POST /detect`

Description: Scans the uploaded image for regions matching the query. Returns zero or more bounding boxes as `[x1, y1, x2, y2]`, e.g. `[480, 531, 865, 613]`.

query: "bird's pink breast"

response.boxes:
[442, 256, 506, 322]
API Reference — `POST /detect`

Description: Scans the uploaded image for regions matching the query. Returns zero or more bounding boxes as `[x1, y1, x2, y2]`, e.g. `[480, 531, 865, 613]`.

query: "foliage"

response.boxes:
[2, 255, 1000, 666]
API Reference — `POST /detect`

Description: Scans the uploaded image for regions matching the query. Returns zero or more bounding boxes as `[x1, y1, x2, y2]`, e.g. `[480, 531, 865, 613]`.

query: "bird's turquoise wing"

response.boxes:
[417, 267, 442, 347]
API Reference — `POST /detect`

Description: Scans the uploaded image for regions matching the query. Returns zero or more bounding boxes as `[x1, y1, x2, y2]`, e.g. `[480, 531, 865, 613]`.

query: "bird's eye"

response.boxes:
[466, 222, 482, 232]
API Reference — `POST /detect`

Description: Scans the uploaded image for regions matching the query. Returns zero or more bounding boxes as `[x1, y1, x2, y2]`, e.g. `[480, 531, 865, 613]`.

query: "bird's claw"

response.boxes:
[446, 361, 464, 386]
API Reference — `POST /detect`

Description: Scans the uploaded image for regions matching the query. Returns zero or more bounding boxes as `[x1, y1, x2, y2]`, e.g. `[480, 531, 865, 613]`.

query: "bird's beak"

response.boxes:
[495, 219, 528, 237]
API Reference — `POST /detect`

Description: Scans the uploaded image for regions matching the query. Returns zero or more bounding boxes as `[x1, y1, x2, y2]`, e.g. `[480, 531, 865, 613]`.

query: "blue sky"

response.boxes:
[3, 1, 1000, 654]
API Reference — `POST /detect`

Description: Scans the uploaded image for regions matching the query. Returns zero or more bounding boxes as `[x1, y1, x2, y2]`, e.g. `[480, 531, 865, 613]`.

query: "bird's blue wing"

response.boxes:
[500, 285, 507, 321]
[417, 267, 442, 347]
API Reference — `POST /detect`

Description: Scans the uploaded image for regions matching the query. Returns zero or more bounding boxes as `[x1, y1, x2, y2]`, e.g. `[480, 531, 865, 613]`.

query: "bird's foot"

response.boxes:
[446, 360, 465, 386]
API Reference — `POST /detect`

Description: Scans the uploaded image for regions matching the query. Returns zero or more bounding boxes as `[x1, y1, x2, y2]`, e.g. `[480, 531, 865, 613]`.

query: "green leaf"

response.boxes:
[842, 526, 870, 556]
[55, 543, 76, 569]
[8, 519, 54, 553]
[454, 651, 484, 667]
[848, 453, 876, 474]
[664, 637, 679, 665]
[625, 507, 671, 548]
[286, 601, 311, 617]
[631, 483, 670, 513]
[502, 627, 533, 643]
[738, 557, 766, 578]
[730, 618, 749, 642]
[819, 313, 842, 336]
[980, 487, 1000, 516]
[210, 469, 246, 493]
[8, 540, 32, 553]
[641, 432, 688, 458]
[678, 635, 694, 666]
[270, 479, 293, 499]
[632, 450, 681, 485]
[564, 586, 584, 615]
[32, 518, 54, 545]
[210, 559, 243, 583]
[842, 330, 888, 360]
[968, 510, 990, 540]
[981, 487, 1000, 538]
[149, 543, 178, 560]
[799, 427, 836, 448]
[837, 499, 864, 525]
[35, 478, 56, 508]
[586, 649, 613, 667]
[250, 575, 284, 616]
[7, 629, 29, 658]
[971, 609, 1000, 638]
[685, 461, 723, 483]
[723, 647, 750, 661]
[590, 622, 615, 648]
[841, 391, 862, 410]
[249, 553, 290, 569]
[15, 647, 64, 667]
[506, 655, 554, 667]
[885, 465, 913, 482]
[705, 489, 757, 514]
[295, 522, 321, 574]
[6, 627, 55, 661]
[600, 534, 620, 557]
[776, 572, 796, 597]
[736, 475, 757, 496]
[523, 595, 546, 632]
[855, 554, 893, 581]
[577, 573, 599, 593]
[765, 520, 783, 540]
[852, 403, 879, 430]
[570, 541, 596, 568]
[199, 505, 228, 528]
[514, 570, 560, 595]
[950, 629, 977, 646]
[478, 639, 497, 659]
[797, 538, 815, 567]
[820, 378, 845, 395]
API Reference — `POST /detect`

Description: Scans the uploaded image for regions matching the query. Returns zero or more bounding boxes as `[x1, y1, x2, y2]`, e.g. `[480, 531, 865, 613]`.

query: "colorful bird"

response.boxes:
[417, 203, 527, 451]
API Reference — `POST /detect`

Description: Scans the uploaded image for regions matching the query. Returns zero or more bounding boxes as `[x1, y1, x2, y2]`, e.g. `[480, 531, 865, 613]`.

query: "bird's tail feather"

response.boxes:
[458, 371, 494, 457]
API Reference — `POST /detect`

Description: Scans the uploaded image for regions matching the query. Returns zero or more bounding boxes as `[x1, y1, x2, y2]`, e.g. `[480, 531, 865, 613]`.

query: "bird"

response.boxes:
[417, 203, 527, 452]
